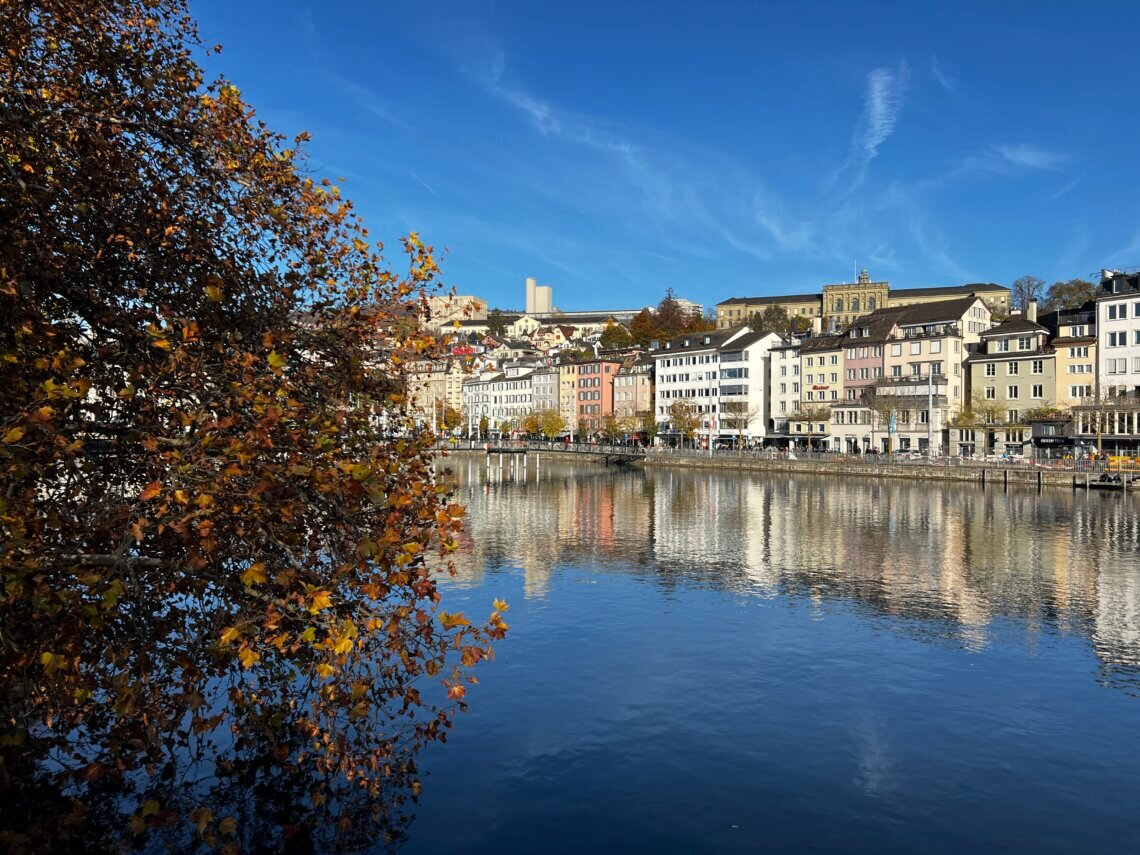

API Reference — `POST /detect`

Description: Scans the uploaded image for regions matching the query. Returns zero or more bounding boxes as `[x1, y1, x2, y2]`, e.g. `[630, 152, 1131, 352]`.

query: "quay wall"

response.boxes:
[437, 448, 1094, 490]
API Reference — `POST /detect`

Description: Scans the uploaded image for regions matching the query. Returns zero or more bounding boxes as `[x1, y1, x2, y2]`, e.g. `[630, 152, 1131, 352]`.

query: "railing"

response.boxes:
[431, 438, 1106, 471]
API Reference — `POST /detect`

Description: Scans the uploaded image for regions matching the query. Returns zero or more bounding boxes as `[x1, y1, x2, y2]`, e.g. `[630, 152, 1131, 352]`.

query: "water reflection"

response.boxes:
[440, 457, 1140, 688]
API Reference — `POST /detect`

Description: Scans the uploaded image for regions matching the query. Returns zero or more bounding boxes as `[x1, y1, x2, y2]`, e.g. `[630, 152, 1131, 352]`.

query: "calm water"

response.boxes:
[406, 459, 1140, 853]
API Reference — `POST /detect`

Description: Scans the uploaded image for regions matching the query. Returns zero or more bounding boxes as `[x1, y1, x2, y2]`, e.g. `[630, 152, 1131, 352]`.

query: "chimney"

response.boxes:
[812, 317, 822, 336]
[1027, 298, 1038, 324]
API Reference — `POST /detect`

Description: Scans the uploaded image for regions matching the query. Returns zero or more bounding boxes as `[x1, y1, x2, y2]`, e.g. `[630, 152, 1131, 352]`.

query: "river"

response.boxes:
[405, 458, 1140, 852]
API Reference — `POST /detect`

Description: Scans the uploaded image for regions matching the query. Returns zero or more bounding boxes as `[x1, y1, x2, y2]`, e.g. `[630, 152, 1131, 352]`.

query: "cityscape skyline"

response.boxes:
[193, 0, 1140, 312]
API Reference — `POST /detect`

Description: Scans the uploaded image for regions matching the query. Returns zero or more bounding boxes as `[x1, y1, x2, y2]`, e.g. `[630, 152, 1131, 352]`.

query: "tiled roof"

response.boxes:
[979, 317, 1048, 337]
[893, 283, 1008, 298]
[717, 293, 820, 307]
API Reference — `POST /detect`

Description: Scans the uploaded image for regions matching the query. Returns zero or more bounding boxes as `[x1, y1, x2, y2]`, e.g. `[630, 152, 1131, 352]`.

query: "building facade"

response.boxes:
[576, 358, 622, 433]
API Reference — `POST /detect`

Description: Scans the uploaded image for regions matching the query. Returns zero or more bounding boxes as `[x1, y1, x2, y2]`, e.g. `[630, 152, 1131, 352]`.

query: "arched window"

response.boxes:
[868, 297, 876, 310]
[835, 298, 844, 312]
[852, 297, 860, 312]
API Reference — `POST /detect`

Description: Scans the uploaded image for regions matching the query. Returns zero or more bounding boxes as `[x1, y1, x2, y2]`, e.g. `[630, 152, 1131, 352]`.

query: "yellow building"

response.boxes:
[1050, 303, 1097, 407]
[716, 269, 1011, 331]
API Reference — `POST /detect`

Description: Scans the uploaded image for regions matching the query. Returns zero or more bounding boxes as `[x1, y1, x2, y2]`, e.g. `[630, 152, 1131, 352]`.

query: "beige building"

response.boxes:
[407, 358, 471, 427]
[716, 269, 1010, 331]
[1050, 303, 1097, 407]
[967, 305, 1054, 427]
[614, 357, 654, 421]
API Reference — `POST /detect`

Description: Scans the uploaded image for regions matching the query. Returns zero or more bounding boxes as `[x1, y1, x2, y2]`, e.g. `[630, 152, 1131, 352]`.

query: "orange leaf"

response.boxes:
[138, 481, 161, 501]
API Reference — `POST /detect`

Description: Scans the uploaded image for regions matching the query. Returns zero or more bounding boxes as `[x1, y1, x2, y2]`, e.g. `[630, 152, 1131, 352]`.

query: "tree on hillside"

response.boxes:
[599, 320, 634, 349]
[748, 305, 790, 334]
[655, 288, 695, 338]
[0, 2, 506, 849]
[790, 315, 813, 334]
[629, 308, 659, 347]
[1044, 278, 1097, 311]
[1011, 275, 1046, 310]
[485, 308, 510, 337]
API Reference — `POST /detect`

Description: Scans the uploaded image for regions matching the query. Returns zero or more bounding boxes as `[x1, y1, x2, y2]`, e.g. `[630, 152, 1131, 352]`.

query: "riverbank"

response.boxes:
[436, 446, 1111, 491]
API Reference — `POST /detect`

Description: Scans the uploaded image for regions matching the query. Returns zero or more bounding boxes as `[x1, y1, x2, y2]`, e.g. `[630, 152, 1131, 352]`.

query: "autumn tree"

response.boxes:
[749, 305, 790, 334]
[629, 308, 659, 347]
[638, 409, 658, 442]
[601, 415, 623, 442]
[668, 400, 699, 443]
[442, 404, 463, 432]
[538, 408, 565, 439]
[521, 411, 542, 437]
[479, 414, 490, 437]
[0, 2, 506, 850]
[1043, 278, 1096, 311]
[1010, 274, 1045, 310]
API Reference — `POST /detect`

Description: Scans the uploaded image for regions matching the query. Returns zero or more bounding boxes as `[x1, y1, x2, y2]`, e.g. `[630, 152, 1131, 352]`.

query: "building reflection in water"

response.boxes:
[436, 456, 1140, 687]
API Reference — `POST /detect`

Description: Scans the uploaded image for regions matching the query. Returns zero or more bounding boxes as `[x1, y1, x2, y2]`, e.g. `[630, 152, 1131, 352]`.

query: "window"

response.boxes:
[891, 365, 901, 377]
[985, 363, 996, 377]
[997, 339, 1010, 352]
[1071, 346, 1089, 358]
[910, 342, 922, 355]
[830, 355, 838, 365]
[1070, 385, 1091, 399]
[851, 298, 860, 312]
[930, 340, 942, 354]
[1008, 410, 1020, 424]
[1018, 336, 1033, 351]
[859, 368, 869, 379]
[985, 386, 996, 400]
[830, 373, 837, 383]
[846, 369, 856, 380]
[1031, 360, 1043, 374]
[1108, 304, 1119, 320]
[1031, 384, 1043, 398]
[891, 344, 902, 357]
[912, 363, 922, 376]
[1007, 386, 1019, 399]
[1008, 362, 1019, 376]
[1134, 330, 1140, 346]
[919, 410, 929, 424]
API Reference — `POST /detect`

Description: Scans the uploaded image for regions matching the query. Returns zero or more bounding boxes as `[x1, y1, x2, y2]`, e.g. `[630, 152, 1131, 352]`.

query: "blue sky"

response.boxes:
[192, 0, 1140, 312]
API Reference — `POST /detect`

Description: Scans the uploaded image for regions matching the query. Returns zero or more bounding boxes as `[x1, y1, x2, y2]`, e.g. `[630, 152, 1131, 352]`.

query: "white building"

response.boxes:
[461, 361, 537, 435]
[1096, 270, 1140, 399]
[650, 327, 781, 446]
[768, 337, 803, 442]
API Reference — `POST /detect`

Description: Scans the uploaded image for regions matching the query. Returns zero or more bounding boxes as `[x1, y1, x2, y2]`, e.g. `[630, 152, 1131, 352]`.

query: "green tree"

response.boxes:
[655, 289, 688, 338]
[790, 315, 812, 334]
[1043, 278, 1096, 311]
[749, 305, 790, 334]
[1011, 275, 1045, 310]
[485, 308, 509, 337]
[0, 2, 506, 848]
[639, 408, 658, 441]
[599, 320, 634, 349]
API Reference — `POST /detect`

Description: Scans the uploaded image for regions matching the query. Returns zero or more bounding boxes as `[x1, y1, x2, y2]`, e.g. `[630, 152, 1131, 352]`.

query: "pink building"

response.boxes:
[577, 359, 622, 432]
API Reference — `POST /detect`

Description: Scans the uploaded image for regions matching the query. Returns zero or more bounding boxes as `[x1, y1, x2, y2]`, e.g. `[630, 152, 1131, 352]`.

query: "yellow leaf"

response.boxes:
[267, 350, 285, 370]
[174, 489, 189, 504]
[128, 814, 146, 836]
[315, 662, 335, 678]
[142, 799, 160, 817]
[2, 426, 25, 443]
[220, 626, 240, 645]
[241, 563, 267, 587]
[238, 647, 260, 669]
[308, 590, 332, 614]
[301, 626, 317, 643]
[219, 817, 236, 836]
[333, 635, 353, 656]
[492, 598, 509, 612]
[205, 285, 223, 302]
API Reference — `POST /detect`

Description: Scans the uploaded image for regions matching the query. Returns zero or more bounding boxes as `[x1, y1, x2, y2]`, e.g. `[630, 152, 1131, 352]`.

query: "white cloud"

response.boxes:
[854, 64, 908, 168]
[930, 55, 957, 94]
[996, 144, 1066, 171]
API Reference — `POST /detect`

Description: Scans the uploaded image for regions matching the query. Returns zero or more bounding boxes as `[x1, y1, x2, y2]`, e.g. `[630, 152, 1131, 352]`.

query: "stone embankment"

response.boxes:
[438, 446, 1100, 491]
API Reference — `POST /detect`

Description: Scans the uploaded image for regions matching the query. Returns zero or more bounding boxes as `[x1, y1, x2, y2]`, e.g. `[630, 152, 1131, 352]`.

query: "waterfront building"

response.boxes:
[959, 300, 1051, 456]
[407, 358, 472, 428]
[461, 361, 537, 435]
[767, 336, 803, 443]
[576, 358, 622, 433]
[792, 331, 845, 449]
[531, 366, 561, 415]
[1095, 270, 1140, 399]
[715, 268, 1010, 331]
[1051, 302, 1097, 408]
[558, 361, 579, 433]
[651, 327, 780, 446]
[614, 356, 654, 422]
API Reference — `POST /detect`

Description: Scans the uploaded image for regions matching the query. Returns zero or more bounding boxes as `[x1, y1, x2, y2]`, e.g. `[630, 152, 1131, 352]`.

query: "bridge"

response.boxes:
[447, 440, 648, 467]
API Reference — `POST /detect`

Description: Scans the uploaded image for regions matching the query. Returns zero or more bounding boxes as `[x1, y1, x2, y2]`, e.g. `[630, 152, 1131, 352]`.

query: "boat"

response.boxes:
[1080, 473, 1139, 491]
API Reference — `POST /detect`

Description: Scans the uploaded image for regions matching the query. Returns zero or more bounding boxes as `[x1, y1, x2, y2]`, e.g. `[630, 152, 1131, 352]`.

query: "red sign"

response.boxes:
[812, 385, 830, 391]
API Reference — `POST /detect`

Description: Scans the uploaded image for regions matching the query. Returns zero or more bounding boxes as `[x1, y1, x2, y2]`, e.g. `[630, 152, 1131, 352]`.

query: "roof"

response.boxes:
[717, 293, 820, 307]
[842, 308, 907, 343]
[892, 296, 982, 327]
[979, 316, 1048, 337]
[654, 328, 743, 354]
[1098, 272, 1140, 298]
[719, 330, 781, 351]
[1048, 336, 1097, 346]
[892, 282, 1009, 298]
[800, 333, 845, 353]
